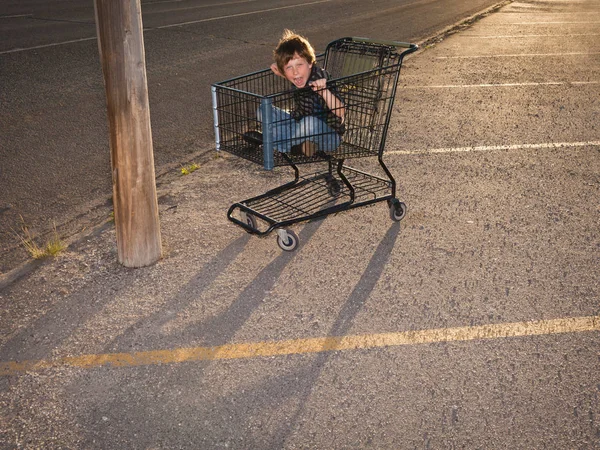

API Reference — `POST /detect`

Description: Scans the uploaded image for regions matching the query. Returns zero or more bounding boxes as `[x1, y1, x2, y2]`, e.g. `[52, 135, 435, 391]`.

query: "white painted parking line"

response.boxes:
[1, 0, 330, 54]
[0, 14, 33, 19]
[387, 141, 600, 156]
[509, 21, 600, 24]
[0, 37, 97, 55]
[144, 0, 184, 4]
[156, 0, 332, 28]
[145, 0, 259, 13]
[437, 52, 600, 59]
[405, 81, 599, 88]
[463, 34, 600, 38]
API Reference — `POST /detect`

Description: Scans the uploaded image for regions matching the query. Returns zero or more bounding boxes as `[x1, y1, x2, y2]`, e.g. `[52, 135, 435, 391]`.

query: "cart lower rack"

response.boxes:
[212, 37, 418, 251]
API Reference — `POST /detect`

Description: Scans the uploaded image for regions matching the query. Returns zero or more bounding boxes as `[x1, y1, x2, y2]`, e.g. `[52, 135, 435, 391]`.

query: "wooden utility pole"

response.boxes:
[94, 0, 162, 267]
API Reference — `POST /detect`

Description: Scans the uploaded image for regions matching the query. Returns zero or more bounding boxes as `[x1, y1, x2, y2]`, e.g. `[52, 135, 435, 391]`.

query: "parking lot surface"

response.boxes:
[1, 0, 599, 448]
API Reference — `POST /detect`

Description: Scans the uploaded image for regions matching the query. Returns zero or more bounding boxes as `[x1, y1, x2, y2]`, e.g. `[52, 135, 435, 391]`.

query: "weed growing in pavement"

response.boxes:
[17, 217, 66, 259]
[180, 163, 199, 175]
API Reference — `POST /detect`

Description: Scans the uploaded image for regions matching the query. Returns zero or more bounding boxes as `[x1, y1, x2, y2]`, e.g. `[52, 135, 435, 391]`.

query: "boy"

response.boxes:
[265, 30, 345, 157]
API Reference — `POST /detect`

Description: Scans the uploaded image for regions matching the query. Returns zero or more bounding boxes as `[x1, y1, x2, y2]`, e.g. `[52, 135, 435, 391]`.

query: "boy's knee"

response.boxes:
[298, 116, 322, 134]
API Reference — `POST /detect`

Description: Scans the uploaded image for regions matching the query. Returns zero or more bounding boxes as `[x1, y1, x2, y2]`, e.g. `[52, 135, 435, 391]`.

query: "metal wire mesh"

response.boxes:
[237, 165, 393, 229]
[212, 39, 405, 168]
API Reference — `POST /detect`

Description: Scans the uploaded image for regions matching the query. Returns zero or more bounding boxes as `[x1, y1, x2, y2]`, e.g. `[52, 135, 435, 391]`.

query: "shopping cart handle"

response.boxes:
[350, 37, 418, 51]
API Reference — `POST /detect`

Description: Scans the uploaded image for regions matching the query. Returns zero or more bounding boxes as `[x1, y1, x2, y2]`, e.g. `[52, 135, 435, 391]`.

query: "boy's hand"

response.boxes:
[309, 78, 327, 94]
[310, 77, 345, 120]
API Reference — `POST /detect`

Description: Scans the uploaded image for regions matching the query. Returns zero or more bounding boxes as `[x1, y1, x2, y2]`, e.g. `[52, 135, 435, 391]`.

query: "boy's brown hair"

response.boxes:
[273, 29, 316, 74]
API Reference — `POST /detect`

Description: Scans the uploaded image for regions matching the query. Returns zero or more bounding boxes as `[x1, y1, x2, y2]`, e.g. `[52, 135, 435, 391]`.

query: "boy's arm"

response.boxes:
[310, 78, 345, 120]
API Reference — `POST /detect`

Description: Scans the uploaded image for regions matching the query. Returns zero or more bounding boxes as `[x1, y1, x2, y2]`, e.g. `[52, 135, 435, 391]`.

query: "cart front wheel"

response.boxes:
[389, 199, 407, 222]
[277, 229, 299, 252]
[241, 211, 257, 231]
[246, 213, 257, 230]
[327, 178, 341, 197]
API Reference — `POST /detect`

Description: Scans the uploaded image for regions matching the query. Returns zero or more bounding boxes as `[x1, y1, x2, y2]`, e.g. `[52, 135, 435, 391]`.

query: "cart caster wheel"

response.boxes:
[389, 199, 407, 222]
[241, 211, 257, 231]
[327, 178, 341, 197]
[276, 229, 299, 252]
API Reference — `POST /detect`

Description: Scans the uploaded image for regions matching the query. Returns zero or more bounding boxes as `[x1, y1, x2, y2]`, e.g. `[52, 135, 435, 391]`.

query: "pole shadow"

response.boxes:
[143, 218, 326, 349]
[0, 233, 252, 363]
[107, 233, 252, 352]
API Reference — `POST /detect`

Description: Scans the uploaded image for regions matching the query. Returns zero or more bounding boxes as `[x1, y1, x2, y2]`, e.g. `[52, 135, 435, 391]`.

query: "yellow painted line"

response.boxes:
[1, 315, 598, 376]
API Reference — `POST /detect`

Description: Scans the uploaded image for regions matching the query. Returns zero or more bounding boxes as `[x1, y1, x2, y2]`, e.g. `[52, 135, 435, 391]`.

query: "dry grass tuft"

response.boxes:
[17, 217, 66, 259]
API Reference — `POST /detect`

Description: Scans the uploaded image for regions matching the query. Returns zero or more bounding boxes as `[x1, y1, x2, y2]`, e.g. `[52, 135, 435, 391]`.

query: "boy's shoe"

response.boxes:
[290, 144, 304, 156]
[290, 141, 318, 157]
[302, 141, 317, 157]
[242, 130, 263, 146]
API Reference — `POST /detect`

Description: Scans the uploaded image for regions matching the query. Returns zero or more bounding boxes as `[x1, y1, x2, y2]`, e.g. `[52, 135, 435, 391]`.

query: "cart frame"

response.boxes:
[212, 37, 418, 250]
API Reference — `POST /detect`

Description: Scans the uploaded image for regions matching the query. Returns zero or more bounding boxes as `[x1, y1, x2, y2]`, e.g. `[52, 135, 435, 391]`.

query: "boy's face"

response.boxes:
[282, 53, 313, 88]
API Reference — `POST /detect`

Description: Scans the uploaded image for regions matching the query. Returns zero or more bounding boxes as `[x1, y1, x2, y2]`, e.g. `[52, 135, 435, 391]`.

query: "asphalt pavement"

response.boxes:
[0, 0, 502, 274]
[1, 0, 599, 448]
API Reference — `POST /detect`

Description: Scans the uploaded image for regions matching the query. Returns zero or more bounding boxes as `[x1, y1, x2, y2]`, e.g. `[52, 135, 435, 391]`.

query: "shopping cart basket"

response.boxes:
[212, 37, 418, 251]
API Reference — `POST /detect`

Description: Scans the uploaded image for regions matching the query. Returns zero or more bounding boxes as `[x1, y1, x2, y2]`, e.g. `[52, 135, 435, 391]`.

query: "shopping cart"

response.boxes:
[211, 37, 418, 251]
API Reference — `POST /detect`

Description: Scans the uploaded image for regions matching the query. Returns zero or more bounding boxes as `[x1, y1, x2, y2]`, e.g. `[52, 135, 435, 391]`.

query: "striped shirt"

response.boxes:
[290, 66, 345, 136]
